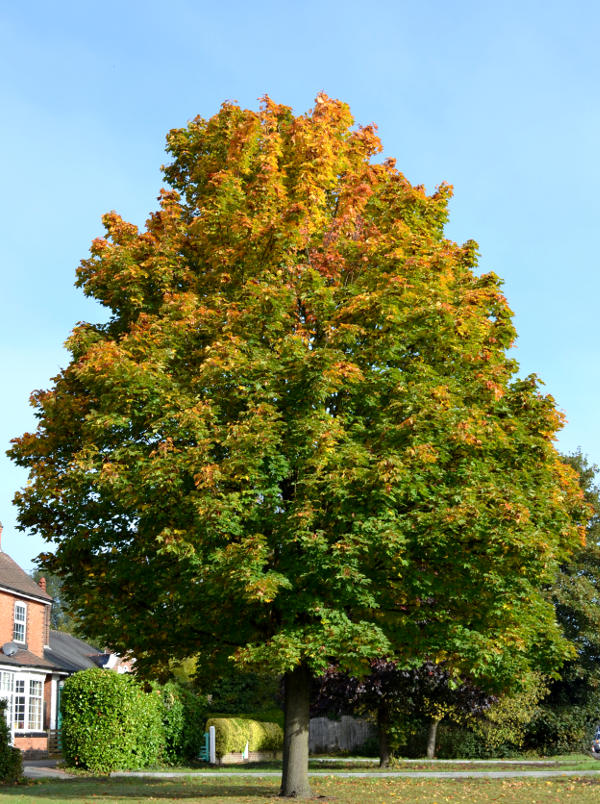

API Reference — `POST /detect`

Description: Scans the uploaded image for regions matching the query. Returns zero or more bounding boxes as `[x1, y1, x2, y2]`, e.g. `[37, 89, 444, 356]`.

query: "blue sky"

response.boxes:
[1, 0, 599, 569]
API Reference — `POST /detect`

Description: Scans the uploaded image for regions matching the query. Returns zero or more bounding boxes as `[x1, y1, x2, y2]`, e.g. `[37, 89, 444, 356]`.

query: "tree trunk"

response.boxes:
[377, 705, 391, 768]
[426, 718, 440, 759]
[280, 663, 312, 798]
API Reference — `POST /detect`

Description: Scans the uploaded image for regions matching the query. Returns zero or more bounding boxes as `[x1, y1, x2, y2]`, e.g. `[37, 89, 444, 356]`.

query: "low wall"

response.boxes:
[15, 734, 48, 759]
[218, 750, 282, 764]
[309, 715, 375, 754]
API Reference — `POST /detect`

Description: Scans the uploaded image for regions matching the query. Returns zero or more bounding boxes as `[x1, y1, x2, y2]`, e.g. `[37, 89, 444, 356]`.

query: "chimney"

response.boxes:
[38, 577, 46, 593]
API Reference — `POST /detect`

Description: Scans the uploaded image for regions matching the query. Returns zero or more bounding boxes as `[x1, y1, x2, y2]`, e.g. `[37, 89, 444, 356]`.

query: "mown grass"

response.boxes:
[3, 775, 600, 803]
[102, 752, 599, 774]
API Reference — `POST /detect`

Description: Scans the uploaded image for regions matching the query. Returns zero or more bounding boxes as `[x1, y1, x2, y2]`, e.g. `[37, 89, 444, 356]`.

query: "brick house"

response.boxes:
[0, 532, 57, 756]
[0, 523, 132, 756]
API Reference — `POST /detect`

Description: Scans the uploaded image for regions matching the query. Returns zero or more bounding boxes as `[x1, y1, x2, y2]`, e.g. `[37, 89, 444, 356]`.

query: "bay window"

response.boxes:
[28, 679, 43, 731]
[0, 670, 45, 732]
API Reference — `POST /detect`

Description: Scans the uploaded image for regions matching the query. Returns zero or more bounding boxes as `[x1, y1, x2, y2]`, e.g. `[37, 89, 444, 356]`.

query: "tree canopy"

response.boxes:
[550, 451, 600, 694]
[9, 95, 586, 796]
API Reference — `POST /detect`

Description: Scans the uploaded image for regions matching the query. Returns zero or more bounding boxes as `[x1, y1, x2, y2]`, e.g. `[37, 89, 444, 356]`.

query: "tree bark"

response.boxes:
[280, 663, 312, 798]
[426, 718, 440, 759]
[377, 705, 391, 768]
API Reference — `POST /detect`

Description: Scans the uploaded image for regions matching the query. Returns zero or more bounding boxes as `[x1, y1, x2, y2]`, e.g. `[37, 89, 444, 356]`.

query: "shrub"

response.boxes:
[61, 668, 164, 772]
[525, 703, 599, 755]
[0, 701, 21, 783]
[160, 681, 207, 763]
[435, 722, 521, 758]
[396, 675, 549, 759]
[205, 716, 283, 757]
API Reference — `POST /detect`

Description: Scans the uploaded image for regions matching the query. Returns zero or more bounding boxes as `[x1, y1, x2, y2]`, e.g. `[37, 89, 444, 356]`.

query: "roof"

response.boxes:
[0, 553, 52, 602]
[0, 647, 58, 671]
[44, 630, 103, 673]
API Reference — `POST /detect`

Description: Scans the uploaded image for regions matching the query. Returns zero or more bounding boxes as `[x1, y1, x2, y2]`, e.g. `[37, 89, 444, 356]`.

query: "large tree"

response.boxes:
[9, 96, 585, 797]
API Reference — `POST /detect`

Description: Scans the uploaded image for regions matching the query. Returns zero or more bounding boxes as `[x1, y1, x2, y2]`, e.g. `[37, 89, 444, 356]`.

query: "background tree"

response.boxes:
[9, 95, 586, 797]
[434, 452, 600, 757]
[523, 451, 600, 753]
[550, 451, 600, 695]
[30, 569, 78, 633]
[312, 660, 495, 764]
[436, 672, 549, 758]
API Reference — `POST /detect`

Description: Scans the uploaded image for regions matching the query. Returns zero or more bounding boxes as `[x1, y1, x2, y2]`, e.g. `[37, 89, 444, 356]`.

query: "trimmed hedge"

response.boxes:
[205, 716, 283, 757]
[61, 668, 164, 772]
[207, 708, 284, 728]
[0, 700, 21, 783]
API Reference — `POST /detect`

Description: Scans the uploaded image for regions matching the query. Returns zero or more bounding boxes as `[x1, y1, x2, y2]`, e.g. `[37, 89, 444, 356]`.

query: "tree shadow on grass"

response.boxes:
[0, 777, 284, 800]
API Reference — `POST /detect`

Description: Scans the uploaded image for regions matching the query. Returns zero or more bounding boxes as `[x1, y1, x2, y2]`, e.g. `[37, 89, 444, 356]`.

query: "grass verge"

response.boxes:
[3, 775, 600, 802]
[87, 753, 600, 774]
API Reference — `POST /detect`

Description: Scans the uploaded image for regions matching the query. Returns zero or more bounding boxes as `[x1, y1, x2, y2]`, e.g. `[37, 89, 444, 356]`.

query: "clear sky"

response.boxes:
[1, 0, 599, 569]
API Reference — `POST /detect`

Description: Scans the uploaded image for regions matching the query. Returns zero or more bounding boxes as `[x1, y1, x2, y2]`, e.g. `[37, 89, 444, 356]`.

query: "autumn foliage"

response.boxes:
[9, 95, 587, 795]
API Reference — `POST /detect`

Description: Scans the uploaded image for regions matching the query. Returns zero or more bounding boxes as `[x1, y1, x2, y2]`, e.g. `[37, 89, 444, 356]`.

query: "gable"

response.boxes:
[0, 553, 52, 604]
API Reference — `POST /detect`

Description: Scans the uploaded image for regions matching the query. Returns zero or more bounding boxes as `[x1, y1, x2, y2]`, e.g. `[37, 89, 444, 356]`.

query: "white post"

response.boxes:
[209, 725, 216, 764]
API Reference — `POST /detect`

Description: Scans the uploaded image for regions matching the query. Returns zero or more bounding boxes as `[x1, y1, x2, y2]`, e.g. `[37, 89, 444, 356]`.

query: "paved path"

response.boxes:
[312, 757, 562, 765]
[23, 756, 600, 782]
[112, 768, 600, 780]
[22, 759, 73, 780]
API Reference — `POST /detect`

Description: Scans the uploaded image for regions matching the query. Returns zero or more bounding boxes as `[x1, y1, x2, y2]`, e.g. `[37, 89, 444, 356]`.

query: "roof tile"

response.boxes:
[0, 553, 52, 602]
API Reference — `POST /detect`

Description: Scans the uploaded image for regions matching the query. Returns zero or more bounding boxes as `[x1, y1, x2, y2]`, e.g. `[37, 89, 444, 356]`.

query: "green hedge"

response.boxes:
[0, 700, 21, 783]
[161, 682, 207, 763]
[207, 708, 284, 728]
[205, 716, 283, 757]
[61, 668, 164, 772]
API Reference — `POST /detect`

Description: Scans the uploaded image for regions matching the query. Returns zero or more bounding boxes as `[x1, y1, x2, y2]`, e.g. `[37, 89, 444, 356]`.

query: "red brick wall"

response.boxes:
[0, 590, 15, 646]
[14, 735, 48, 756]
[26, 599, 47, 657]
[0, 590, 48, 657]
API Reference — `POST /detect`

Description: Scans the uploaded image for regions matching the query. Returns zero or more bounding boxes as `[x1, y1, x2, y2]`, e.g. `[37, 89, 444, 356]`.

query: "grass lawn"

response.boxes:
[2, 775, 600, 803]
[113, 753, 600, 774]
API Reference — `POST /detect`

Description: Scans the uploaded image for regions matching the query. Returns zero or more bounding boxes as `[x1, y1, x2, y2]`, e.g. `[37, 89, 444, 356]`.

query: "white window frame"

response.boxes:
[43, 604, 50, 648]
[13, 602, 27, 644]
[27, 678, 43, 731]
[0, 670, 45, 734]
